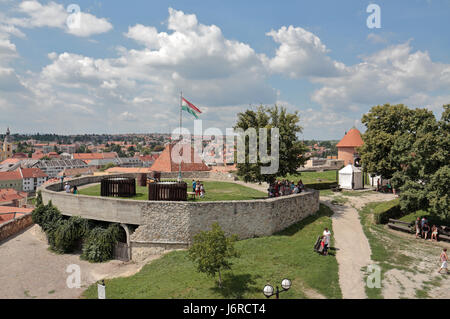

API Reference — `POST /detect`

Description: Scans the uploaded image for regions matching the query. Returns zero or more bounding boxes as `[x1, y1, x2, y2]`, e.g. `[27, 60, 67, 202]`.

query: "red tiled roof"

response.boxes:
[150, 143, 210, 172]
[0, 158, 21, 165]
[20, 168, 48, 179]
[336, 128, 364, 148]
[12, 153, 28, 159]
[0, 188, 27, 203]
[73, 152, 118, 160]
[0, 170, 22, 181]
[31, 151, 46, 159]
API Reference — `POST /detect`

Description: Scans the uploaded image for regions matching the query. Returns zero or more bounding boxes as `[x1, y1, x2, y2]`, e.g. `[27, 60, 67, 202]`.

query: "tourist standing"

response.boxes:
[192, 179, 196, 193]
[415, 217, 421, 239]
[422, 223, 430, 240]
[195, 181, 200, 196]
[64, 182, 71, 193]
[438, 248, 448, 274]
[73, 185, 78, 195]
[200, 183, 205, 198]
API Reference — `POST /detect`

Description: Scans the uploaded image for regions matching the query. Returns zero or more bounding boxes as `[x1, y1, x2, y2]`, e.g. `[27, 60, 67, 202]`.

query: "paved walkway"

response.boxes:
[321, 192, 396, 299]
[0, 225, 157, 299]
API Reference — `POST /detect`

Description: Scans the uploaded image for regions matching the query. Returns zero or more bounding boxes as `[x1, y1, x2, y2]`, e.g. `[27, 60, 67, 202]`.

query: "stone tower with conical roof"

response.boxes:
[336, 128, 364, 166]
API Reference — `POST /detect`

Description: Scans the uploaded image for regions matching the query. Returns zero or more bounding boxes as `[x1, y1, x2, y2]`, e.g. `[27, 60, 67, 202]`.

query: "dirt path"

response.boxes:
[321, 192, 396, 299]
[0, 225, 159, 299]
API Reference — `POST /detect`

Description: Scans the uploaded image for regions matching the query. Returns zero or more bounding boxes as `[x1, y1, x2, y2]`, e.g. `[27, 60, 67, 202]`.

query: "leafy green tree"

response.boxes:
[234, 105, 307, 184]
[360, 104, 449, 219]
[188, 223, 239, 288]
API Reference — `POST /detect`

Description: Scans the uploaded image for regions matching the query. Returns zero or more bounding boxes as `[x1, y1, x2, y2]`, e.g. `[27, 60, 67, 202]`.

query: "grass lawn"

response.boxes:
[284, 170, 337, 184]
[78, 180, 266, 202]
[82, 204, 341, 299]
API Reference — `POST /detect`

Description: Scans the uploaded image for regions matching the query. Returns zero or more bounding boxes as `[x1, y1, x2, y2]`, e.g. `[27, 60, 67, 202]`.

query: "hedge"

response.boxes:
[304, 182, 338, 190]
[371, 199, 408, 224]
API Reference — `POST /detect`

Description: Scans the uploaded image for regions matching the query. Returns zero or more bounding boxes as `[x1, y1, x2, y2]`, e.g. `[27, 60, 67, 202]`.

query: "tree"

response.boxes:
[360, 104, 449, 219]
[188, 223, 239, 288]
[234, 105, 307, 184]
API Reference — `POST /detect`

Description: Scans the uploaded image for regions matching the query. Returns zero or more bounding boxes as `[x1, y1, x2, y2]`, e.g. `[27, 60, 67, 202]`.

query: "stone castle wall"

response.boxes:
[40, 174, 319, 261]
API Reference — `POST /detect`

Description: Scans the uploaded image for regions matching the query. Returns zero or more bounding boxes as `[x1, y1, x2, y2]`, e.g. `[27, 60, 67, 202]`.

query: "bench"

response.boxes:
[387, 219, 412, 233]
[388, 219, 450, 243]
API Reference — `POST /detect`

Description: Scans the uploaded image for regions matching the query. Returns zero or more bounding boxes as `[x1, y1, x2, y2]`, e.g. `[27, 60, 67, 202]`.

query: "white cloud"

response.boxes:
[311, 42, 450, 111]
[8, 0, 112, 37]
[66, 12, 113, 37]
[264, 25, 345, 78]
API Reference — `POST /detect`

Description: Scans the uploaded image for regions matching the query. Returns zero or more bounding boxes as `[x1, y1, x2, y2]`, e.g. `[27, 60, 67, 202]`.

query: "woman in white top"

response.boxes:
[323, 228, 331, 255]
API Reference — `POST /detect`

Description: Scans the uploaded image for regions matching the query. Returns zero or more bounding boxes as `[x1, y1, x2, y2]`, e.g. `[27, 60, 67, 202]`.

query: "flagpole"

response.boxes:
[178, 91, 182, 181]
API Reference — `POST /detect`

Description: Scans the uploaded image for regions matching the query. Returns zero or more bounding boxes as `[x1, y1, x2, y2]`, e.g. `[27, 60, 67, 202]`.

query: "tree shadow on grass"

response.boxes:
[210, 273, 261, 298]
[275, 204, 334, 237]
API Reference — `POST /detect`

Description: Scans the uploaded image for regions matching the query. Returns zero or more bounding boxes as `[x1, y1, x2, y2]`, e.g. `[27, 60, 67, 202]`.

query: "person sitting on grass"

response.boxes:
[431, 225, 439, 242]
[422, 223, 430, 240]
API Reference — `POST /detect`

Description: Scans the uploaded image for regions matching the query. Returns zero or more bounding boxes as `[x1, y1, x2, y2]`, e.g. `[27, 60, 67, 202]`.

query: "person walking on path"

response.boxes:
[438, 248, 448, 274]
[323, 227, 331, 256]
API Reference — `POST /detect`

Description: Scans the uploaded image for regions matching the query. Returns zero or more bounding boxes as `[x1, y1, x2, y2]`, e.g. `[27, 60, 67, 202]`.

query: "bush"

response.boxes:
[371, 199, 408, 224]
[304, 182, 338, 190]
[52, 216, 89, 253]
[32, 201, 121, 261]
[81, 224, 121, 262]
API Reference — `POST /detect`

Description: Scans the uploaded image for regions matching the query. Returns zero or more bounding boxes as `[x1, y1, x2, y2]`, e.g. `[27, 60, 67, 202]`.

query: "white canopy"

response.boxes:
[339, 164, 363, 190]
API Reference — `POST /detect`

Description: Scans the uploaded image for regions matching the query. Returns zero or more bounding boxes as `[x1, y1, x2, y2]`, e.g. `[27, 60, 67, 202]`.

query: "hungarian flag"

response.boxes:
[182, 97, 202, 119]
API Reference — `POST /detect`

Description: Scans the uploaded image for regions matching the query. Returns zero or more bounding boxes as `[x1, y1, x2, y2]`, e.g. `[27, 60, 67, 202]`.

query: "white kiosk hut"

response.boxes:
[339, 164, 363, 190]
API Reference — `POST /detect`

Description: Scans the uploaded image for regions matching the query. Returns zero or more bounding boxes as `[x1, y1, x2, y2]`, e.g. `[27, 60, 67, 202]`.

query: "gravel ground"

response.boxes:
[0, 225, 157, 299]
[321, 192, 396, 299]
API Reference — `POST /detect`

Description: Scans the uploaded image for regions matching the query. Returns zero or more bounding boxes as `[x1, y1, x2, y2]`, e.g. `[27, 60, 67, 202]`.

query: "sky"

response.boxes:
[0, 0, 449, 139]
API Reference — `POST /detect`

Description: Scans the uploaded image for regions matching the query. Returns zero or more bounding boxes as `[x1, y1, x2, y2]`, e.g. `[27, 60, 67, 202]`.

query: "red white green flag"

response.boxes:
[182, 97, 202, 119]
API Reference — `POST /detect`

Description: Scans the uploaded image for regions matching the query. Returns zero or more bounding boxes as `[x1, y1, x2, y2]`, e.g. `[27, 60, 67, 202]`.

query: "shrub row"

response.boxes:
[371, 199, 407, 224]
[304, 182, 338, 190]
[32, 192, 122, 262]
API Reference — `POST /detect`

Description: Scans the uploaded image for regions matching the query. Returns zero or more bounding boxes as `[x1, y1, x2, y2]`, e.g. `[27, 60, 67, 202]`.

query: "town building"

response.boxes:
[150, 142, 210, 172]
[0, 188, 28, 207]
[19, 167, 48, 192]
[0, 170, 23, 191]
[72, 152, 118, 162]
[336, 128, 364, 166]
[31, 159, 88, 178]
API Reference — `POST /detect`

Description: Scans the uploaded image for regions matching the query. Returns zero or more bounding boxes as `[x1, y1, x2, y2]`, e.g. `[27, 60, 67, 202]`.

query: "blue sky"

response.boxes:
[0, 0, 449, 139]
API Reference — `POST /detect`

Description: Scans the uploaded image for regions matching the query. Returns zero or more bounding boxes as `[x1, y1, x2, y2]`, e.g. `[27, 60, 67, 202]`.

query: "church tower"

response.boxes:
[0, 127, 13, 161]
